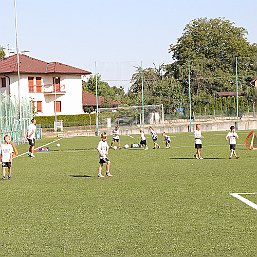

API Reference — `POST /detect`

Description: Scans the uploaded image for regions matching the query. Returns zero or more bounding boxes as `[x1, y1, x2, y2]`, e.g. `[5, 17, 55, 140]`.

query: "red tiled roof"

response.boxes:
[0, 54, 91, 75]
[82, 92, 120, 106]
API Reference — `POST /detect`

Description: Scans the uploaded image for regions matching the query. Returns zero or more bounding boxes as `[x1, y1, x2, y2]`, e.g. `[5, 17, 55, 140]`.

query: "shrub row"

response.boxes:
[35, 114, 96, 128]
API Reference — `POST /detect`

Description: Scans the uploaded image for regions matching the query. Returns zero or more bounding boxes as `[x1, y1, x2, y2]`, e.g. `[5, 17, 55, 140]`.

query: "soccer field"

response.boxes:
[0, 131, 256, 256]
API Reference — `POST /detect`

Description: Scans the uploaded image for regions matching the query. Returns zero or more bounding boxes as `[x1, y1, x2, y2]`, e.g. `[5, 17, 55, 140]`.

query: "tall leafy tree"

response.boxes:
[168, 17, 257, 97]
[83, 74, 127, 106]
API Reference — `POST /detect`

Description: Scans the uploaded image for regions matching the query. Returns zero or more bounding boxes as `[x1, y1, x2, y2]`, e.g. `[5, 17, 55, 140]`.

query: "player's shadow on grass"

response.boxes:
[69, 175, 92, 178]
[169, 157, 226, 160]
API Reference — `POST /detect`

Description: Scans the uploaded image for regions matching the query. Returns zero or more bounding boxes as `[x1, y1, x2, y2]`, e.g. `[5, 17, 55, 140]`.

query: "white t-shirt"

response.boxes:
[194, 130, 202, 144]
[97, 140, 109, 158]
[112, 129, 120, 140]
[226, 132, 238, 145]
[140, 132, 146, 141]
[164, 135, 171, 142]
[0, 143, 14, 162]
[27, 124, 37, 139]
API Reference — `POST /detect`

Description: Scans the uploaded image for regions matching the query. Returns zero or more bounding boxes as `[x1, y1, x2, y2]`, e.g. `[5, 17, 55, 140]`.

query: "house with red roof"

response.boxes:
[82, 91, 120, 112]
[0, 54, 91, 116]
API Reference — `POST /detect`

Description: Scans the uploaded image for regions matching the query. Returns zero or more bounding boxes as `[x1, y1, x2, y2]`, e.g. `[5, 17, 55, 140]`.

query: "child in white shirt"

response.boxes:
[0, 135, 14, 180]
[226, 126, 239, 159]
[97, 133, 112, 178]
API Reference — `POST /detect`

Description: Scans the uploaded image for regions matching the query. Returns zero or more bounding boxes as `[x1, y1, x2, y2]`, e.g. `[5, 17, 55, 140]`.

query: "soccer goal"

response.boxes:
[98, 104, 164, 128]
[244, 130, 257, 150]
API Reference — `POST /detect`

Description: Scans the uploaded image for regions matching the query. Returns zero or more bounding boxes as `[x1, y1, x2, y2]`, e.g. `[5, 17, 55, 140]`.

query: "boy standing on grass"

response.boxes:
[97, 133, 113, 178]
[0, 135, 14, 180]
[194, 124, 204, 159]
[149, 126, 160, 149]
[139, 129, 148, 150]
[226, 125, 239, 159]
[111, 125, 121, 149]
[26, 118, 37, 158]
[163, 132, 171, 148]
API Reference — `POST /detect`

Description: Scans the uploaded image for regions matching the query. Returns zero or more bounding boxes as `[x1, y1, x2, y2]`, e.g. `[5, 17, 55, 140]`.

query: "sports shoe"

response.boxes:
[30, 154, 35, 158]
[8, 176, 11, 180]
[98, 174, 104, 178]
[236, 156, 239, 159]
[194, 154, 199, 159]
[106, 172, 113, 177]
[1, 176, 6, 180]
[199, 157, 203, 160]
[229, 157, 232, 159]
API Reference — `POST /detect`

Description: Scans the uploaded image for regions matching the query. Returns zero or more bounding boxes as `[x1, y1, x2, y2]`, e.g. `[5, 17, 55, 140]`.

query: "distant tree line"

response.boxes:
[83, 18, 257, 117]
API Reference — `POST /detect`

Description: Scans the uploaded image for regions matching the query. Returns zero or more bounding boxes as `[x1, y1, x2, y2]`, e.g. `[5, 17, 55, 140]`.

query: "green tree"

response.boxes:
[167, 17, 257, 114]
[0, 46, 5, 59]
[82, 74, 127, 106]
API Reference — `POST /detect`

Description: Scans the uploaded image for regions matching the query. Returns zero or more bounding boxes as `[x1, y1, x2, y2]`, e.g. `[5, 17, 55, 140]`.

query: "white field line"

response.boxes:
[14, 137, 63, 158]
[230, 193, 257, 210]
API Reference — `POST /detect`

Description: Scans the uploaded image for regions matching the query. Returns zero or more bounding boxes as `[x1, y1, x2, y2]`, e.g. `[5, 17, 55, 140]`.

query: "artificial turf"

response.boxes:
[0, 131, 256, 256]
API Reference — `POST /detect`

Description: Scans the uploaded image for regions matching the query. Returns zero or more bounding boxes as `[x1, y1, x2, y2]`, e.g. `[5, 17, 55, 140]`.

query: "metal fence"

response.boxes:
[0, 94, 33, 144]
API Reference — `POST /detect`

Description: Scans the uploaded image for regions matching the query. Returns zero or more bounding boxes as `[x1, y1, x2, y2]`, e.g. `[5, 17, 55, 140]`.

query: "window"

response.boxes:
[28, 77, 34, 92]
[1, 77, 6, 88]
[54, 101, 61, 112]
[37, 101, 43, 112]
[53, 77, 60, 92]
[32, 101, 43, 113]
[36, 77, 42, 93]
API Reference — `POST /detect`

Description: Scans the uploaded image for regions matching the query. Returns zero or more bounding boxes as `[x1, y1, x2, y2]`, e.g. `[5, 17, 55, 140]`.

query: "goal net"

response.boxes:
[98, 104, 164, 128]
[244, 130, 257, 150]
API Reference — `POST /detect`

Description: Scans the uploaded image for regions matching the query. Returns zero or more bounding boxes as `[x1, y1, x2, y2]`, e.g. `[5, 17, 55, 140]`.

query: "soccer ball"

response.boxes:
[113, 146, 117, 150]
[56, 143, 60, 147]
[124, 144, 129, 149]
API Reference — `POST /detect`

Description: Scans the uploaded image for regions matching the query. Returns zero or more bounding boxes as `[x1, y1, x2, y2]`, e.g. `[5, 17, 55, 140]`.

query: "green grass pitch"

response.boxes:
[0, 131, 256, 256]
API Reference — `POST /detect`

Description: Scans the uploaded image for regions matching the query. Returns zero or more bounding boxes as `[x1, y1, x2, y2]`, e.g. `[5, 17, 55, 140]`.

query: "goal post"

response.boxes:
[98, 104, 164, 128]
[244, 130, 257, 150]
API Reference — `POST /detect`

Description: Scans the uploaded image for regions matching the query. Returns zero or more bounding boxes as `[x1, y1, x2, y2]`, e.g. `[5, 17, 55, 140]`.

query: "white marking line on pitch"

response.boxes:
[230, 193, 257, 210]
[14, 137, 63, 158]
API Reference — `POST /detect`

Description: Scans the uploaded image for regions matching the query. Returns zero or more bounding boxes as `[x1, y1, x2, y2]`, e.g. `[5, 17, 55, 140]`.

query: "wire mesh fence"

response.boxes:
[0, 94, 33, 144]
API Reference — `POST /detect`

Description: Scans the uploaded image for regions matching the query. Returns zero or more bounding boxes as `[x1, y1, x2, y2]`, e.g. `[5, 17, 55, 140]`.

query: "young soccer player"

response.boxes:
[26, 118, 37, 157]
[0, 135, 14, 180]
[194, 124, 204, 159]
[111, 125, 120, 149]
[149, 126, 160, 149]
[226, 125, 239, 159]
[97, 133, 112, 178]
[139, 129, 148, 150]
[163, 132, 171, 148]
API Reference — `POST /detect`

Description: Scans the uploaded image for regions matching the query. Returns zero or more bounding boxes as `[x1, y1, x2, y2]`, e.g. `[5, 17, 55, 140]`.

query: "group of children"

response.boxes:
[0, 118, 37, 180]
[97, 124, 240, 178]
[0, 122, 240, 180]
[193, 123, 239, 160]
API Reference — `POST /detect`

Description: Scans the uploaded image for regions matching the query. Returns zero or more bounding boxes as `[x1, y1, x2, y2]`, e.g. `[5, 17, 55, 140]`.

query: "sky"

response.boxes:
[1, 0, 257, 91]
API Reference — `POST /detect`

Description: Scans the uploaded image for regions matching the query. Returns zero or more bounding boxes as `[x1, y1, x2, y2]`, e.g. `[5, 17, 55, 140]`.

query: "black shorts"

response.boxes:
[230, 144, 236, 150]
[195, 144, 202, 149]
[2, 162, 12, 168]
[112, 138, 119, 143]
[99, 157, 110, 164]
[140, 139, 146, 145]
[28, 139, 36, 146]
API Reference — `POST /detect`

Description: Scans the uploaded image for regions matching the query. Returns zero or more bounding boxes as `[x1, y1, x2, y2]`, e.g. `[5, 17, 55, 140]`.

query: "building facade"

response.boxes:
[0, 54, 91, 116]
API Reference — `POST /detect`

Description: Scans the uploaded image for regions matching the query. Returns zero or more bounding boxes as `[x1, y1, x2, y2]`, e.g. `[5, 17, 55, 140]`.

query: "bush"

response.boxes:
[35, 114, 96, 128]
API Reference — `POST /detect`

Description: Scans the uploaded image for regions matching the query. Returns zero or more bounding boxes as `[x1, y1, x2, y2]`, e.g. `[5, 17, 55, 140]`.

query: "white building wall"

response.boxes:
[6, 74, 83, 116]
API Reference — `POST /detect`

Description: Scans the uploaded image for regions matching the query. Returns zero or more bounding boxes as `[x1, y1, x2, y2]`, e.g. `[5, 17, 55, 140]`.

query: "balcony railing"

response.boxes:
[28, 84, 66, 94]
[43, 84, 66, 94]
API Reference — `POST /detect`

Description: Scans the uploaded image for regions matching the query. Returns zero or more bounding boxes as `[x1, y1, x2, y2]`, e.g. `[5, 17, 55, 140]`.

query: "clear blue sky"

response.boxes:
[1, 0, 257, 91]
